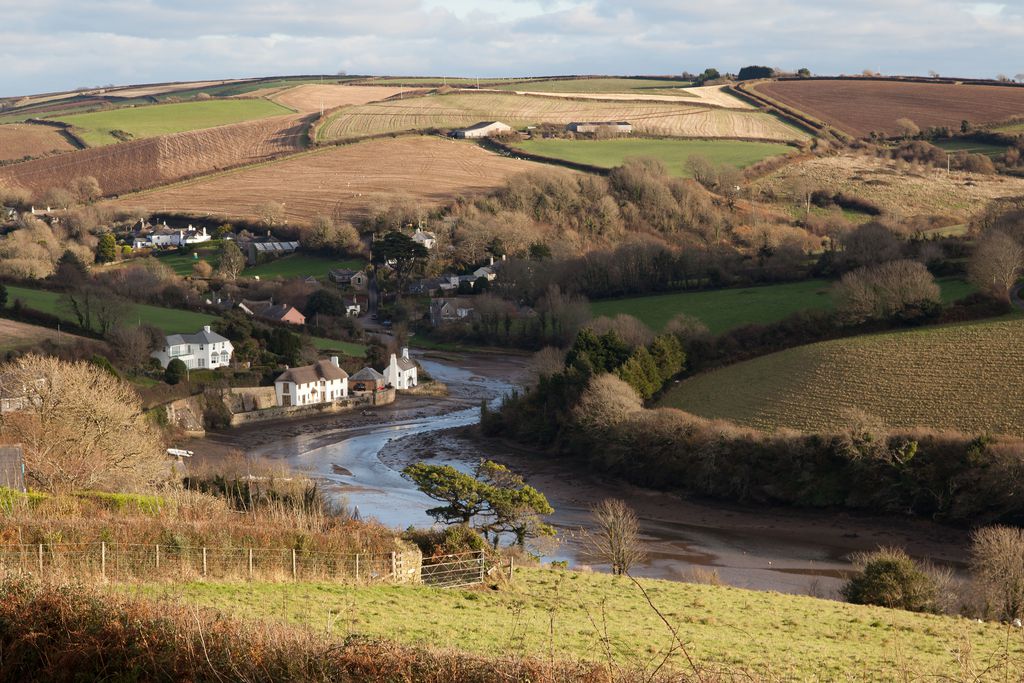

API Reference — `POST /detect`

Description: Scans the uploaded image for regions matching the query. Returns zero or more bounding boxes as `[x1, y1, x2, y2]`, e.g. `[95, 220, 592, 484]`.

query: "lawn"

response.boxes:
[129, 567, 1024, 679]
[243, 254, 365, 280]
[311, 335, 366, 356]
[5, 285, 216, 334]
[513, 137, 794, 176]
[56, 99, 293, 146]
[153, 245, 222, 276]
[932, 139, 1008, 157]
[589, 278, 973, 335]
[495, 77, 692, 96]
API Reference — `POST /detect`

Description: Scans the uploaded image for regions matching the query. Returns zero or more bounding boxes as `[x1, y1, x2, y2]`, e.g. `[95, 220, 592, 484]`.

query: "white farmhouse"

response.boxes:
[274, 357, 348, 407]
[412, 227, 437, 250]
[151, 326, 233, 370]
[384, 348, 418, 390]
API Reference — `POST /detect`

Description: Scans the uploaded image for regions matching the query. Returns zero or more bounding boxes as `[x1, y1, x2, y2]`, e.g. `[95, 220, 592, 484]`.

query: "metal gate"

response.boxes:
[420, 550, 486, 588]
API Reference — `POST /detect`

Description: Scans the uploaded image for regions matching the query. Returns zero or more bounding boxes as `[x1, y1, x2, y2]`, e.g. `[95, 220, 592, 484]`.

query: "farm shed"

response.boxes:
[452, 121, 512, 139]
[566, 121, 633, 134]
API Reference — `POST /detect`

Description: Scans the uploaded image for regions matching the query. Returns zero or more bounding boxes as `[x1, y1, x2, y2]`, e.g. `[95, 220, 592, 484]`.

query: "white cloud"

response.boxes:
[0, 0, 1019, 96]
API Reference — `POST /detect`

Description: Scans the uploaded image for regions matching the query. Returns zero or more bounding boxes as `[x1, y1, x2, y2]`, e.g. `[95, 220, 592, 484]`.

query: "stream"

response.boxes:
[242, 355, 969, 597]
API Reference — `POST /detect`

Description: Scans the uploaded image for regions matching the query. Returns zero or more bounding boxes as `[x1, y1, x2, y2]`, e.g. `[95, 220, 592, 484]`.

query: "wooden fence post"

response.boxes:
[155, 544, 160, 571]
[101, 541, 106, 579]
[248, 548, 253, 578]
[355, 554, 360, 582]
[37, 543, 43, 574]
[202, 547, 207, 577]
[292, 548, 297, 580]
[391, 552, 397, 581]
[478, 550, 485, 584]
[509, 556, 514, 582]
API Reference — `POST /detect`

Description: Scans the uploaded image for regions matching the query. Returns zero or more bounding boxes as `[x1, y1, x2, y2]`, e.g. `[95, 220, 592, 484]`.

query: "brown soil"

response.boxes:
[0, 114, 309, 198]
[273, 85, 412, 113]
[0, 123, 76, 162]
[111, 135, 573, 225]
[755, 79, 1024, 138]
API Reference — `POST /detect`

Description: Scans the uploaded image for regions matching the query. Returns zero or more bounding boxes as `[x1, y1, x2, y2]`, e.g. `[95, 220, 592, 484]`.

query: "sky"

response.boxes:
[1, 0, 1022, 96]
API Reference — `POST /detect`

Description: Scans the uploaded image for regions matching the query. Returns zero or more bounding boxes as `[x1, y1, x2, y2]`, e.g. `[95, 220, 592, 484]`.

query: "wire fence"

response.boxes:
[0, 543, 494, 589]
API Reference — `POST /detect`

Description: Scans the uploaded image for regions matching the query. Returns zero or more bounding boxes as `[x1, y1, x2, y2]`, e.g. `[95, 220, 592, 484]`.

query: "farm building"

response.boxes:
[350, 367, 386, 394]
[274, 357, 348, 407]
[236, 234, 300, 265]
[384, 348, 418, 390]
[566, 121, 633, 134]
[151, 326, 233, 370]
[452, 121, 512, 139]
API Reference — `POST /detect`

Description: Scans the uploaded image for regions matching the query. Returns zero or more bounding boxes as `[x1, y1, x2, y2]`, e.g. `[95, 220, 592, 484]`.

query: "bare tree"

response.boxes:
[586, 498, 646, 575]
[970, 526, 1024, 621]
[256, 201, 286, 228]
[834, 259, 940, 323]
[217, 240, 246, 280]
[894, 118, 920, 139]
[573, 374, 643, 431]
[968, 230, 1024, 301]
[0, 355, 169, 491]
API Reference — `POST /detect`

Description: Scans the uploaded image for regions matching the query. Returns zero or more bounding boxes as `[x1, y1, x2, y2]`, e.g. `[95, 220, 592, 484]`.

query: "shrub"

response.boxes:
[970, 525, 1024, 621]
[164, 358, 187, 385]
[840, 548, 939, 613]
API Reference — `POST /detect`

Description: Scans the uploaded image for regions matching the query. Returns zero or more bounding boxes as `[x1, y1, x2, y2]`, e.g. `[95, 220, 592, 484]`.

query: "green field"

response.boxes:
[495, 77, 692, 96]
[56, 99, 293, 146]
[310, 335, 367, 356]
[243, 254, 365, 280]
[6, 285, 216, 334]
[933, 139, 1008, 157]
[129, 567, 1023, 678]
[590, 278, 973, 335]
[660, 315, 1024, 436]
[514, 137, 793, 176]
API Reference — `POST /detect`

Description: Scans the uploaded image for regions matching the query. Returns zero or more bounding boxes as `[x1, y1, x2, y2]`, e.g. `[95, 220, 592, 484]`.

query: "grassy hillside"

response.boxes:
[243, 254, 366, 280]
[660, 316, 1024, 436]
[589, 278, 973, 335]
[494, 77, 692, 96]
[133, 567, 1024, 679]
[513, 138, 793, 176]
[57, 99, 293, 146]
[6, 285, 215, 334]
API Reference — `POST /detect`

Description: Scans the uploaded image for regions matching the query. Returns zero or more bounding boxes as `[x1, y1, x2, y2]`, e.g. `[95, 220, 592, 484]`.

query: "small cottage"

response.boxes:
[274, 357, 348, 407]
[385, 348, 418, 390]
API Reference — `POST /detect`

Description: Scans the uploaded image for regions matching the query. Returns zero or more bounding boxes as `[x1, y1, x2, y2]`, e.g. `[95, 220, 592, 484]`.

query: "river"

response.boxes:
[238, 353, 970, 598]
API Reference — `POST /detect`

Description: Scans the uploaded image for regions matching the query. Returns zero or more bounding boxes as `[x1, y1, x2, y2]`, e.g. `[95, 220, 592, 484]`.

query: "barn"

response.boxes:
[452, 121, 512, 139]
[566, 121, 633, 134]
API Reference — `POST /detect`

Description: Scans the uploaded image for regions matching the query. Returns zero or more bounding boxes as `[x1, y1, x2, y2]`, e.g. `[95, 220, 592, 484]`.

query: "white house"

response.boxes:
[274, 357, 348, 407]
[472, 266, 497, 282]
[412, 227, 437, 250]
[452, 121, 512, 139]
[384, 348, 418, 390]
[134, 225, 211, 249]
[151, 326, 233, 370]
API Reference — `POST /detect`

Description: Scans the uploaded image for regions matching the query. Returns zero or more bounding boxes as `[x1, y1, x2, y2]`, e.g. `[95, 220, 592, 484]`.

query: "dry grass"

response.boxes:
[754, 79, 1024, 137]
[318, 92, 806, 142]
[112, 135, 572, 225]
[0, 124, 76, 162]
[754, 152, 1024, 220]
[660, 316, 1024, 436]
[273, 84, 412, 112]
[0, 114, 308, 198]
[105, 79, 248, 98]
[499, 85, 752, 109]
[0, 319, 88, 352]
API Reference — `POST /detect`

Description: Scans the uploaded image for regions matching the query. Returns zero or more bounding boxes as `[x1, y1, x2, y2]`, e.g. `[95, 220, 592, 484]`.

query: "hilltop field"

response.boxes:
[317, 92, 806, 142]
[111, 135, 572, 225]
[660, 316, 1024, 437]
[0, 123, 77, 161]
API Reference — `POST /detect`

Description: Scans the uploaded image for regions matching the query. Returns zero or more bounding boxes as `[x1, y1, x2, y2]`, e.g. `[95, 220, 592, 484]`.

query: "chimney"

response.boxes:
[203, 325, 211, 333]
[389, 353, 398, 367]
[489, 256, 494, 266]
[501, 254, 506, 261]
[330, 356, 339, 367]
[401, 347, 409, 360]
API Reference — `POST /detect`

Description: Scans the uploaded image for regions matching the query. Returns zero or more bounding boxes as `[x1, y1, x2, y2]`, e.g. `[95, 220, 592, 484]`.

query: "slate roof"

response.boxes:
[394, 357, 417, 371]
[165, 327, 230, 346]
[261, 304, 300, 322]
[350, 367, 385, 381]
[275, 360, 348, 386]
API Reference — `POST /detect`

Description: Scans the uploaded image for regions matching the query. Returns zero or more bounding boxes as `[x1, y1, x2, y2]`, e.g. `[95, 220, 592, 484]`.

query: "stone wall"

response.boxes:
[164, 396, 206, 437]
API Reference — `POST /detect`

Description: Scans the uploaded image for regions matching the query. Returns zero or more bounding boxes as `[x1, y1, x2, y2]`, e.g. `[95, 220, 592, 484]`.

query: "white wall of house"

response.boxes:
[275, 376, 348, 407]
[384, 348, 418, 390]
[151, 326, 234, 369]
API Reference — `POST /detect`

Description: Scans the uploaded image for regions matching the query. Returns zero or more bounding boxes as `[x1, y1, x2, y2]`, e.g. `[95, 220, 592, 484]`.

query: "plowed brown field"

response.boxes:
[754, 79, 1024, 137]
[0, 123, 77, 162]
[272, 85, 411, 112]
[111, 135, 571, 224]
[0, 114, 309, 198]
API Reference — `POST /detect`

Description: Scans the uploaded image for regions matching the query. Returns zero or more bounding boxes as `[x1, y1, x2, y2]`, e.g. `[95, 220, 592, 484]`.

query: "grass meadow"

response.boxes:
[243, 254, 366, 280]
[57, 99, 293, 146]
[128, 567, 1024, 679]
[660, 315, 1024, 436]
[589, 278, 973, 334]
[6, 285, 216, 334]
[932, 139, 1008, 157]
[513, 137, 793, 176]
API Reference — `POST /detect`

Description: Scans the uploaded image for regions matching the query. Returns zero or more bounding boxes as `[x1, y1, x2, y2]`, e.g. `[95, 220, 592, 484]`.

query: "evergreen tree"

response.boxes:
[164, 358, 187, 385]
[97, 233, 117, 263]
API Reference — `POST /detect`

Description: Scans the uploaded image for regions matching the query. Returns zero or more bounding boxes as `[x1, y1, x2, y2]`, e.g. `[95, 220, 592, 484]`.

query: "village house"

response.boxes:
[274, 356, 348, 407]
[452, 121, 512, 139]
[133, 223, 212, 249]
[472, 265, 497, 282]
[349, 367, 386, 393]
[429, 297, 476, 326]
[329, 268, 369, 289]
[151, 326, 233, 370]
[239, 299, 307, 326]
[566, 121, 633, 134]
[384, 348, 418, 390]
[412, 227, 437, 250]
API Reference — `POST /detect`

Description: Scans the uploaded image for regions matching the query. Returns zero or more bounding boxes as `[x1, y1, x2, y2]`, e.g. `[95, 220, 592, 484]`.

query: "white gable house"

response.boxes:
[275, 357, 348, 407]
[151, 326, 233, 370]
[385, 348, 418, 390]
[412, 227, 437, 250]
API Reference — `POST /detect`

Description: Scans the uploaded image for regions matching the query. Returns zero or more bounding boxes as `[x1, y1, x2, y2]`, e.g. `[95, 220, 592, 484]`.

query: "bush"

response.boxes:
[840, 548, 939, 612]
[403, 524, 488, 557]
[164, 358, 187, 385]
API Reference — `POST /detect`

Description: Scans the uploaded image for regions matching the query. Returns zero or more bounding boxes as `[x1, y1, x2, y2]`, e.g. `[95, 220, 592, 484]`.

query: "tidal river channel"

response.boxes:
[224, 353, 970, 598]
